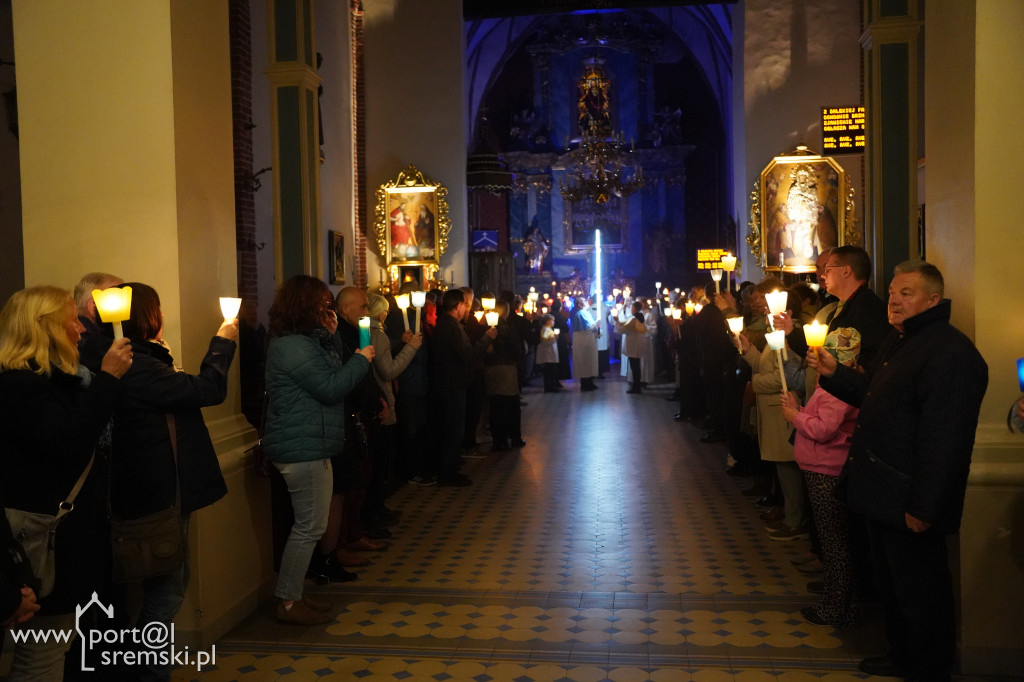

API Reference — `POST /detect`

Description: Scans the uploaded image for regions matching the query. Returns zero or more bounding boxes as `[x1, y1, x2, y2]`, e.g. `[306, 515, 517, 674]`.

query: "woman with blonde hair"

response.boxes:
[0, 285, 132, 681]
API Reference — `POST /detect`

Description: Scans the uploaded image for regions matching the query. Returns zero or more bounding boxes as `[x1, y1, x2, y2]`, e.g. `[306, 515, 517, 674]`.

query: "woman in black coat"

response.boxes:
[0, 285, 132, 680]
[105, 283, 237, 682]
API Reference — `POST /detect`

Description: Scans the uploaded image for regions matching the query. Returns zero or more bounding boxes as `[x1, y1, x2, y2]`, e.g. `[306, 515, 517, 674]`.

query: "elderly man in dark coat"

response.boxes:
[809, 260, 988, 682]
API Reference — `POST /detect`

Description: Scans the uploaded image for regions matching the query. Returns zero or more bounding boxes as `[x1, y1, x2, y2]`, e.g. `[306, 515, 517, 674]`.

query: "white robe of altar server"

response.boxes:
[571, 308, 599, 378]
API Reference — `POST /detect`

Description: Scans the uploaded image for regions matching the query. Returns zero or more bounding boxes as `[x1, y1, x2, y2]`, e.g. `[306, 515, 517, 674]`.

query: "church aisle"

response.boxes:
[192, 376, 889, 681]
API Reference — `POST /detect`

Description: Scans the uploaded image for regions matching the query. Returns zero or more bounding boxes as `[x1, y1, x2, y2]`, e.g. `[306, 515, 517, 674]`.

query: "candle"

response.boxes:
[765, 289, 788, 317]
[485, 311, 499, 327]
[727, 316, 744, 342]
[411, 290, 426, 334]
[656, 281, 662, 291]
[92, 286, 133, 340]
[720, 253, 737, 292]
[553, 328, 560, 336]
[395, 294, 411, 331]
[685, 301, 695, 316]
[765, 329, 788, 393]
[219, 297, 242, 323]
[803, 320, 828, 348]
[541, 306, 549, 314]
[694, 303, 703, 314]
[358, 316, 371, 348]
[474, 310, 484, 322]
[710, 268, 722, 294]
[481, 296, 496, 311]
[672, 308, 682, 320]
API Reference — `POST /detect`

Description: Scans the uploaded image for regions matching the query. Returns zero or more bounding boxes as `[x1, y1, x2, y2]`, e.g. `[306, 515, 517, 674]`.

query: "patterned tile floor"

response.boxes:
[185, 374, 895, 681]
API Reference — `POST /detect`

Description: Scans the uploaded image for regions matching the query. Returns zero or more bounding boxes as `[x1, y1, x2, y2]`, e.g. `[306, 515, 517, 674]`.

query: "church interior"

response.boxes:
[0, 0, 1022, 679]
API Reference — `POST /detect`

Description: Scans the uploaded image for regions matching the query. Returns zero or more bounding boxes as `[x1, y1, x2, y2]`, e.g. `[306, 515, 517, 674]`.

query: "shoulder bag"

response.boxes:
[109, 414, 186, 582]
[4, 456, 94, 597]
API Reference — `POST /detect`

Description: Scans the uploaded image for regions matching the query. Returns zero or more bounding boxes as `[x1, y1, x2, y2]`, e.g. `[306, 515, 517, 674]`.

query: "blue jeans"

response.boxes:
[135, 514, 191, 682]
[274, 459, 333, 601]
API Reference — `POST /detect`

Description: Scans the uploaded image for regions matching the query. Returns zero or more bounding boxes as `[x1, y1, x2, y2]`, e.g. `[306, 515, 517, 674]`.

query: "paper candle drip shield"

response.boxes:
[727, 317, 744, 335]
[803, 320, 828, 347]
[358, 317, 371, 348]
[92, 287, 133, 339]
[765, 290, 788, 316]
[485, 311, 499, 327]
[219, 297, 242, 322]
[765, 329, 786, 351]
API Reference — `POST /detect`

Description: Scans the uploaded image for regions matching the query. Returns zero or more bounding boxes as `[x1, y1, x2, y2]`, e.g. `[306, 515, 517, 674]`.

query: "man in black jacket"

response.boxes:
[809, 260, 988, 682]
[430, 289, 495, 486]
[785, 246, 890, 369]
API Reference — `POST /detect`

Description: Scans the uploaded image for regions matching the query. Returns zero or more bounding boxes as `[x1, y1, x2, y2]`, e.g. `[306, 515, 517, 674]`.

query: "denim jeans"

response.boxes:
[134, 514, 191, 682]
[274, 459, 333, 601]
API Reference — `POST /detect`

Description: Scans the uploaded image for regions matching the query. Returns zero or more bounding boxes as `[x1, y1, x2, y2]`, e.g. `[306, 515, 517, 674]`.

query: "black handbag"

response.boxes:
[109, 415, 186, 582]
[246, 390, 275, 477]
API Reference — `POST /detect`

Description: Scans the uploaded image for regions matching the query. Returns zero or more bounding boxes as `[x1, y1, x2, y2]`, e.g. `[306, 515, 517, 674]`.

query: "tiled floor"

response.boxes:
[189, 374, 894, 681]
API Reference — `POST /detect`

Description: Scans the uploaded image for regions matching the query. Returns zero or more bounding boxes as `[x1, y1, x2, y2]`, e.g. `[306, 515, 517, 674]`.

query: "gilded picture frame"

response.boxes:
[562, 195, 629, 255]
[747, 148, 857, 273]
[328, 231, 345, 284]
[374, 165, 451, 267]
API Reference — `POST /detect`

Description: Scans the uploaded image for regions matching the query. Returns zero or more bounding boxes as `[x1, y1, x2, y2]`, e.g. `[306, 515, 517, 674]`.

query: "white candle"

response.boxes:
[485, 311, 499, 327]
[710, 269, 722, 294]
[395, 294, 411, 332]
[411, 290, 426, 334]
[219, 297, 242, 323]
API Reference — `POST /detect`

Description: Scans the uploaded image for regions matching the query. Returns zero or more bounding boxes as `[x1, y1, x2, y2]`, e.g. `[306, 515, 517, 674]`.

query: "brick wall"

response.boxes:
[351, 0, 367, 287]
[229, 0, 258, 307]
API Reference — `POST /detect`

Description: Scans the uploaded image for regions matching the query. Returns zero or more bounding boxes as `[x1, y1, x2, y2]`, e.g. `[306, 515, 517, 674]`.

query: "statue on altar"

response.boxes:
[523, 221, 550, 273]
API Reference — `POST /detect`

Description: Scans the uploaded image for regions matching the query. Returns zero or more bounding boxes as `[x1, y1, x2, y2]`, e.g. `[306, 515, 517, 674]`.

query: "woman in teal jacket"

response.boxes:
[263, 276, 374, 625]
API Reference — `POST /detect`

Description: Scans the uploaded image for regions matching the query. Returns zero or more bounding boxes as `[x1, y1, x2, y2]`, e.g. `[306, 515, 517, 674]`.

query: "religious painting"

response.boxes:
[747, 149, 857, 273]
[562, 195, 628, 255]
[328, 231, 345, 284]
[374, 164, 451, 267]
[577, 57, 612, 135]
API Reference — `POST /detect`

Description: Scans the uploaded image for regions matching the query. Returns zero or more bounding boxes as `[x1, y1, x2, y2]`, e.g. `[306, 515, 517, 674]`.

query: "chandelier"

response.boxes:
[560, 128, 644, 205]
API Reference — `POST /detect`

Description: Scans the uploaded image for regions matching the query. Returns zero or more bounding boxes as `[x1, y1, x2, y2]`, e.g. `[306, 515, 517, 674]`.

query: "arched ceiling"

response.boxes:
[465, 5, 733, 146]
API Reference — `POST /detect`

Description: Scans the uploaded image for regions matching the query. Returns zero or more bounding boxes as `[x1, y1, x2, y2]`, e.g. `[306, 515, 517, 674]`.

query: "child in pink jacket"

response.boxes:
[780, 327, 861, 628]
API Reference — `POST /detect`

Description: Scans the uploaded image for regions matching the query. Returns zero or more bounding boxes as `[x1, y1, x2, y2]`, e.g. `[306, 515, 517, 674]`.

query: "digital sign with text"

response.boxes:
[821, 106, 866, 154]
[696, 248, 729, 271]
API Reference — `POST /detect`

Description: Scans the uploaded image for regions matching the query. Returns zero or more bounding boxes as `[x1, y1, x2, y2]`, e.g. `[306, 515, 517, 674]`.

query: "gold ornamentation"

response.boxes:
[747, 147, 856, 273]
[373, 164, 451, 264]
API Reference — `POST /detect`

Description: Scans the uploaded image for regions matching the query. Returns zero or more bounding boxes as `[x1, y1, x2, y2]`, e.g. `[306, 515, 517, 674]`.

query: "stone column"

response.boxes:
[266, 0, 322, 279]
[861, 0, 922, 284]
[924, 0, 1024, 674]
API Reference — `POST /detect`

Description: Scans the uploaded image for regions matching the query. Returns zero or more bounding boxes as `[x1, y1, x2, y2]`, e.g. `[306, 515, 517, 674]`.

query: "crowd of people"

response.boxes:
[663, 247, 996, 682]
[0, 254, 1013, 681]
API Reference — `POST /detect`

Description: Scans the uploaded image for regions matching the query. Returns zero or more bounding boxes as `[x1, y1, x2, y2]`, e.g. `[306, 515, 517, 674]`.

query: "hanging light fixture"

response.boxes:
[560, 58, 643, 207]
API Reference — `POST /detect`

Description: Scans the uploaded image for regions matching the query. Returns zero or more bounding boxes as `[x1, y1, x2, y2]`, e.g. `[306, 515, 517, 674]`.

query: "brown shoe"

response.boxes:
[277, 599, 331, 625]
[346, 536, 389, 552]
[302, 595, 332, 613]
[334, 549, 370, 566]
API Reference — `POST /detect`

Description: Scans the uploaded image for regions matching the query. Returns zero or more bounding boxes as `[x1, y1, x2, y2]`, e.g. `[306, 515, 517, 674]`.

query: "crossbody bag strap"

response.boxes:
[165, 413, 181, 511]
[54, 454, 95, 522]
